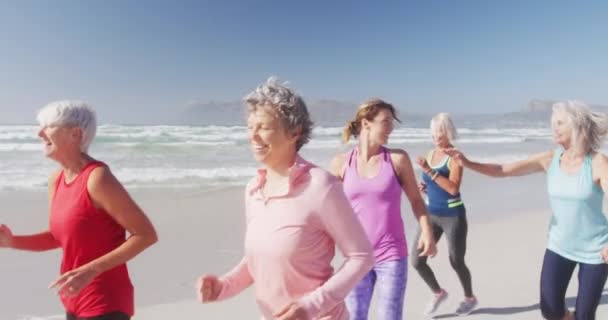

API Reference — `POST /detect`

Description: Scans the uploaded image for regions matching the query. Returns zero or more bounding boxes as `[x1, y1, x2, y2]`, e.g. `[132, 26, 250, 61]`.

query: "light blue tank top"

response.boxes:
[547, 148, 608, 264]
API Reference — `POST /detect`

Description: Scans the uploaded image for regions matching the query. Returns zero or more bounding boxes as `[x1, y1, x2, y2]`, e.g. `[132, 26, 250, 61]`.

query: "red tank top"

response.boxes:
[49, 161, 134, 317]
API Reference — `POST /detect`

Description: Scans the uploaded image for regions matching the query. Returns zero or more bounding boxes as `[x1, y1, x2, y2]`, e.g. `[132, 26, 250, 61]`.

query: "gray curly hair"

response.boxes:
[244, 77, 313, 151]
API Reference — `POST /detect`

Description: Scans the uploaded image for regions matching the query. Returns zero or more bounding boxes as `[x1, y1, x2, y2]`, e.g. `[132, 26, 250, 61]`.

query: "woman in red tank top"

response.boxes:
[0, 101, 158, 320]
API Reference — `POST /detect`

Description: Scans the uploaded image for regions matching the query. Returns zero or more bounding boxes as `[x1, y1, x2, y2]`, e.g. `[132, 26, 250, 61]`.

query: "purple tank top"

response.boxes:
[342, 147, 408, 263]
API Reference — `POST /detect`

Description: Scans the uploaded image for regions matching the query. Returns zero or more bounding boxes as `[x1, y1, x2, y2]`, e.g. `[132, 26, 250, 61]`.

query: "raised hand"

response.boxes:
[415, 156, 431, 173]
[444, 148, 468, 167]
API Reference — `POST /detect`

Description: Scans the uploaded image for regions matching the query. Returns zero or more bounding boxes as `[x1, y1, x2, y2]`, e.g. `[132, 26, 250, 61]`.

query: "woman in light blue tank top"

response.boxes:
[446, 101, 608, 320]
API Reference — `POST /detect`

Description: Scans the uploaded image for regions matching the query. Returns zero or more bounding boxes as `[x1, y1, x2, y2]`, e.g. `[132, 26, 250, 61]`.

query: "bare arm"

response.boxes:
[329, 153, 347, 180]
[446, 149, 554, 177]
[84, 166, 158, 273]
[50, 166, 158, 295]
[593, 153, 608, 192]
[391, 149, 436, 257]
[416, 156, 463, 196]
[4, 171, 61, 251]
[595, 154, 608, 264]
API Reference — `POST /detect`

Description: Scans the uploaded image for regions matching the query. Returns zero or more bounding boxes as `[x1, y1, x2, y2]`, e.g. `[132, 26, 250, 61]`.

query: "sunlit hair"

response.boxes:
[244, 77, 313, 151]
[36, 100, 97, 152]
[551, 101, 608, 155]
[430, 112, 458, 142]
[342, 98, 401, 143]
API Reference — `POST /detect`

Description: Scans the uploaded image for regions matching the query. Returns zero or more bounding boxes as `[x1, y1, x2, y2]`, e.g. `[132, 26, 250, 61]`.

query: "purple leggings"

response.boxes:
[346, 257, 408, 320]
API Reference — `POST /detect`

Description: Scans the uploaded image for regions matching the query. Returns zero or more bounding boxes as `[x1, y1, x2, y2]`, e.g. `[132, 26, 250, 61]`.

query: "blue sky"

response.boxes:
[0, 0, 607, 123]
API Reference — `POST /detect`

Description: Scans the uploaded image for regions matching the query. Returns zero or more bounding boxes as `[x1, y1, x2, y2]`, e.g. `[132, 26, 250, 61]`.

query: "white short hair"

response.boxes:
[430, 112, 458, 142]
[36, 100, 97, 152]
[552, 101, 608, 155]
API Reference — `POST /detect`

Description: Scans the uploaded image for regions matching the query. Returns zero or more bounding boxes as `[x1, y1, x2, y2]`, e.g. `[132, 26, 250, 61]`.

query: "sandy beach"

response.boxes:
[1, 172, 607, 319]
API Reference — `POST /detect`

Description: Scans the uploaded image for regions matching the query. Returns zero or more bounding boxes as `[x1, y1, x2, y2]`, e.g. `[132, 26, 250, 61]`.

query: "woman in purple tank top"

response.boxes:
[330, 98, 437, 320]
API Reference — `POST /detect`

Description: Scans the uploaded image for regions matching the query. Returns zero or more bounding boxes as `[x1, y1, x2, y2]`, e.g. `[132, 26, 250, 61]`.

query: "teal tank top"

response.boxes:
[547, 148, 608, 264]
[422, 151, 465, 217]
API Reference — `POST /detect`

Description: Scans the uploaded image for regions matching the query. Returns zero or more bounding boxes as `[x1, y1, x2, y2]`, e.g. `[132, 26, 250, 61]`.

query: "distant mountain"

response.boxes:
[172, 99, 608, 128]
[175, 99, 430, 127]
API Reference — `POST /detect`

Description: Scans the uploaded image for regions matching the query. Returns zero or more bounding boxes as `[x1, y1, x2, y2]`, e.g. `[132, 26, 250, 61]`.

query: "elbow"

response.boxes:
[148, 230, 159, 247]
[141, 228, 158, 248]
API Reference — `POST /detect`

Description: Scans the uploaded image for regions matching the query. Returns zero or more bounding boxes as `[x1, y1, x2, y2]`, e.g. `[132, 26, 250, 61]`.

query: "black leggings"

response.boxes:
[411, 212, 473, 297]
[540, 249, 608, 320]
[66, 312, 130, 320]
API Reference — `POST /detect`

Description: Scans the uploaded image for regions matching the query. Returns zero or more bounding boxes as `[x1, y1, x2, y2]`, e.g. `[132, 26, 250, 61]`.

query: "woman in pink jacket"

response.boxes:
[196, 78, 374, 320]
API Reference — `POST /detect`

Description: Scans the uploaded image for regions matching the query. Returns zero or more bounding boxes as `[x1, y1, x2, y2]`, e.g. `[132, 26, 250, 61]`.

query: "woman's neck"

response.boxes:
[265, 152, 297, 181]
[358, 139, 382, 162]
[59, 153, 93, 180]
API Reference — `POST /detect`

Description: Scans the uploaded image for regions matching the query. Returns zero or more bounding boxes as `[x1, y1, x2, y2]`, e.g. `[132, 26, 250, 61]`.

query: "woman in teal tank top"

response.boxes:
[446, 101, 608, 320]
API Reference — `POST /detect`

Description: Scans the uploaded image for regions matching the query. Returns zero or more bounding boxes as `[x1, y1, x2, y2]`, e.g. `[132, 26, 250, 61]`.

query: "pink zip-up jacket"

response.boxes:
[216, 156, 374, 319]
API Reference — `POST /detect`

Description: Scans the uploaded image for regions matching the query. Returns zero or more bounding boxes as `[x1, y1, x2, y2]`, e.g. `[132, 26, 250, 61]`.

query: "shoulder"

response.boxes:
[329, 152, 349, 177]
[535, 149, 556, 169]
[87, 164, 119, 192]
[308, 166, 341, 188]
[48, 170, 62, 187]
[591, 152, 608, 171]
[387, 148, 412, 167]
[47, 170, 62, 195]
[330, 152, 348, 168]
[89, 164, 112, 180]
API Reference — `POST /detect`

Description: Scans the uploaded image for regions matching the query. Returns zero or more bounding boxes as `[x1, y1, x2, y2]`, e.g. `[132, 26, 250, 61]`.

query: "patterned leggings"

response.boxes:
[346, 257, 408, 320]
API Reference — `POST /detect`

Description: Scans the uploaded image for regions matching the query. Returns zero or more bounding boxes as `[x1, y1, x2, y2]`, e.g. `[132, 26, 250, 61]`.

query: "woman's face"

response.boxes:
[247, 106, 299, 167]
[362, 109, 395, 145]
[37, 124, 81, 159]
[551, 111, 573, 147]
[431, 125, 450, 148]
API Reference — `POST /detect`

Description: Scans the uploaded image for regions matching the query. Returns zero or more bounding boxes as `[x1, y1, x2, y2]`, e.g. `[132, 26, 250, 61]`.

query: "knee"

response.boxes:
[540, 306, 566, 320]
[540, 297, 566, 320]
[449, 255, 466, 271]
[411, 256, 426, 270]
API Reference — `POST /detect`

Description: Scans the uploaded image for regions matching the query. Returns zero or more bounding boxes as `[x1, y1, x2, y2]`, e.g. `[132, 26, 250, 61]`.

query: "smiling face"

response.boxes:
[37, 125, 82, 160]
[431, 126, 451, 148]
[361, 108, 395, 145]
[551, 110, 574, 147]
[247, 105, 299, 167]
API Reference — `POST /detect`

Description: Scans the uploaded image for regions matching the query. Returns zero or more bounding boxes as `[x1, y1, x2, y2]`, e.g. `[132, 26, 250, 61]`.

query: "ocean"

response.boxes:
[0, 122, 555, 191]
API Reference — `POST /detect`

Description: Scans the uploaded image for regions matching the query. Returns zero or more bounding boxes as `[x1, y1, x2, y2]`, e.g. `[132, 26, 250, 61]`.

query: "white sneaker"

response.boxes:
[424, 289, 448, 316]
[455, 296, 478, 316]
